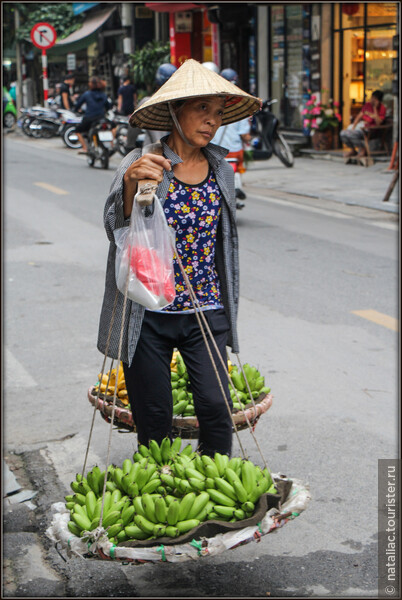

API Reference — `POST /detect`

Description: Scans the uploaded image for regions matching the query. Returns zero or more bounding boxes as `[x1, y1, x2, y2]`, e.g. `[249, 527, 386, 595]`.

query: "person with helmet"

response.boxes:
[211, 68, 252, 179]
[125, 63, 177, 151]
[201, 62, 220, 74]
[97, 59, 261, 456]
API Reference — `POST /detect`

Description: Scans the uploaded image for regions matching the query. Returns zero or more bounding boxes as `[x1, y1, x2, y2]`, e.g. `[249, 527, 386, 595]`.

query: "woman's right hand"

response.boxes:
[123, 154, 172, 217]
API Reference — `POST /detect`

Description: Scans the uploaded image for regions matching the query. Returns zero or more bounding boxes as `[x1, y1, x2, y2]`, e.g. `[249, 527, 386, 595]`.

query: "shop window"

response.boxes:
[366, 3, 397, 26]
[366, 27, 397, 113]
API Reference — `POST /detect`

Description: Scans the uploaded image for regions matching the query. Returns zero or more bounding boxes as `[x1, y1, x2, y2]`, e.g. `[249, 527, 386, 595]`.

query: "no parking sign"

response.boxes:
[30, 22, 57, 107]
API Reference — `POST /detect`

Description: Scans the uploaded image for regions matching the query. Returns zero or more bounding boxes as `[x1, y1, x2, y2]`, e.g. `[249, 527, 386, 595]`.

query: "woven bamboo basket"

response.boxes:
[87, 387, 273, 438]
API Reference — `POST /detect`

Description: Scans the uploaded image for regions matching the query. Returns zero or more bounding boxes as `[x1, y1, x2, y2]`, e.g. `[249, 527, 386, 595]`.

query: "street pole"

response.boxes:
[14, 6, 23, 112]
[41, 49, 49, 107]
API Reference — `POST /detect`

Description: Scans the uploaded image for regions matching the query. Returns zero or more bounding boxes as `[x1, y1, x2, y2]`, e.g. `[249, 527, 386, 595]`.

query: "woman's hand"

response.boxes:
[123, 154, 172, 217]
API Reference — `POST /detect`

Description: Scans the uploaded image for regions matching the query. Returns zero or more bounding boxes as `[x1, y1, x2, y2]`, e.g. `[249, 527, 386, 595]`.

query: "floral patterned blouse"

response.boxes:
[161, 169, 224, 313]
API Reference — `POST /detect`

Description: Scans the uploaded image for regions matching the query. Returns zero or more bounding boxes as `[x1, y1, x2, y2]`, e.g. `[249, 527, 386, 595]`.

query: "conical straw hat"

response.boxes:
[129, 58, 262, 130]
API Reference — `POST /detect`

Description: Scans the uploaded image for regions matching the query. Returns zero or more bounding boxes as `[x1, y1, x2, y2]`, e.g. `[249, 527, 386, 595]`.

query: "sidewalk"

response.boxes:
[243, 152, 399, 214]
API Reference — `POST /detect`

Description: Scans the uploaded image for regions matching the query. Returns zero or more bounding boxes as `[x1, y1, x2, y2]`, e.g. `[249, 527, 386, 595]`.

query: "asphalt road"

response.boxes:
[3, 133, 399, 597]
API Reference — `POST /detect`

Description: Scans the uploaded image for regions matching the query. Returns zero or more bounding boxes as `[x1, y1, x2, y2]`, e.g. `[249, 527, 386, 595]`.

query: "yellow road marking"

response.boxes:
[34, 182, 69, 195]
[351, 310, 399, 332]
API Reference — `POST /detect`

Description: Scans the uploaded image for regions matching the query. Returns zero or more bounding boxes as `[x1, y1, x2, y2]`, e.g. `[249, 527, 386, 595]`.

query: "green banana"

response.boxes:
[160, 437, 172, 464]
[107, 523, 124, 538]
[205, 464, 220, 480]
[225, 467, 242, 487]
[165, 525, 180, 538]
[85, 490, 97, 521]
[181, 444, 195, 457]
[231, 371, 245, 392]
[64, 494, 75, 503]
[178, 492, 196, 521]
[205, 477, 216, 489]
[176, 519, 200, 534]
[214, 505, 236, 519]
[267, 483, 278, 495]
[127, 482, 139, 497]
[73, 493, 86, 506]
[173, 462, 185, 479]
[141, 478, 162, 495]
[171, 437, 182, 456]
[160, 473, 175, 488]
[155, 496, 167, 523]
[122, 458, 132, 476]
[234, 508, 246, 520]
[117, 530, 129, 543]
[67, 521, 82, 537]
[71, 512, 92, 532]
[149, 439, 163, 464]
[187, 491, 210, 520]
[101, 510, 121, 529]
[214, 477, 237, 501]
[173, 400, 188, 415]
[138, 444, 151, 458]
[241, 501, 255, 513]
[134, 514, 156, 535]
[185, 467, 205, 482]
[241, 461, 256, 496]
[153, 524, 166, 538]
[65, 501, 75, 510]
[73, 503, 89, 519]
[178, 479, 192, 494]
[106, 481, 117, 493]
[121, 505, 136, 527]
[213, 453, 227, 477]
[232, 480, 249, 504]
[142, 494, 158, 523]
[111, 489, 122, 504]
[132, 496, 146, 518]
[167, 499, 180, 525]
[207, 489, 236, 507]
[125, 524, 151, 540]
[193, 454, 206, 475]
[136, 467, 151, 491]
[188, 478, 206, 492]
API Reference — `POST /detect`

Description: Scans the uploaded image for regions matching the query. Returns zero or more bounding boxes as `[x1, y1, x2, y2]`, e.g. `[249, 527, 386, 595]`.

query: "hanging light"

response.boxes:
[342, 4, 360, 16]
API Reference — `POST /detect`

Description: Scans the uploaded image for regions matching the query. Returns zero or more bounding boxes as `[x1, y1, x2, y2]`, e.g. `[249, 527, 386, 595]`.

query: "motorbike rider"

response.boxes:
[73, 76, 112, 154]
[125, 63, 177, 151]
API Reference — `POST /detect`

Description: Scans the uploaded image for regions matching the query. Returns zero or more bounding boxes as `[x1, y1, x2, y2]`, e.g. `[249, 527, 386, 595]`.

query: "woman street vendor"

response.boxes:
[97, 59, 261, 457]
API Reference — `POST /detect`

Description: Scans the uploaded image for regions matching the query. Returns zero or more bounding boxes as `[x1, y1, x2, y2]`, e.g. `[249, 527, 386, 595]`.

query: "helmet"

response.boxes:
[155, 63, 177, 87]
[202, 62, 220, 74]
[220, 68, 239, 85]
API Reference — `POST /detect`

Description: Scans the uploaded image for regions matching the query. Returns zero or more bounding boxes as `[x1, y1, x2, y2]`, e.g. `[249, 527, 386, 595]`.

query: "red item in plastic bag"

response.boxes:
[129, 245, 175, 302]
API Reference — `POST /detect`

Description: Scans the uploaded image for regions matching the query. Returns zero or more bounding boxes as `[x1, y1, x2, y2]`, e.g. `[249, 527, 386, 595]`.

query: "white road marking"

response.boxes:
[4, 348, 38, 388]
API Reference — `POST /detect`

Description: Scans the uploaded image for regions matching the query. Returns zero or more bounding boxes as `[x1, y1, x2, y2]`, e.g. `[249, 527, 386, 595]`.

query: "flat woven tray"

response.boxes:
[87, 387, 273, 438]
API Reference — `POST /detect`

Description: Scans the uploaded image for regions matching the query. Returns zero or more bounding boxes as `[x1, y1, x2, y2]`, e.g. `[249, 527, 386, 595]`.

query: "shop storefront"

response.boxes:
[269, 4, 322, 131]
[332, 3, 398, 126]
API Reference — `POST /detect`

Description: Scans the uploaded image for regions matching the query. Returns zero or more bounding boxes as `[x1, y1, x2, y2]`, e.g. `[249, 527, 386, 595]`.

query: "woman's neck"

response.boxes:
[166, 132, 205, 164]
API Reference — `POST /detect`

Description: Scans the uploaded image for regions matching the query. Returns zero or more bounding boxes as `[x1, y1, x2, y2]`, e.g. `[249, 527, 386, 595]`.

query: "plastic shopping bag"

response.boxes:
[114, 195, 176, 310]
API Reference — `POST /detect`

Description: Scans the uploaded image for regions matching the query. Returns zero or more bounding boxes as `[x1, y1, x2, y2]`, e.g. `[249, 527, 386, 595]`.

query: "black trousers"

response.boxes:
[123, 309, 233, 456]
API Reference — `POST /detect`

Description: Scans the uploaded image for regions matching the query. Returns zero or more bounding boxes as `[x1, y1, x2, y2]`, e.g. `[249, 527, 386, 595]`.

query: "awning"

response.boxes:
[145, 3, 206, 12]
[55, 5, 115, 46]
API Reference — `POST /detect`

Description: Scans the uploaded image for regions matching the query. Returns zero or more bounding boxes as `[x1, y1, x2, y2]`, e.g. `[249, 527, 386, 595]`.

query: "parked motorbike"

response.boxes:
[85, 116, 117, 169]
[250, 99, 294, 168]
[19, 106, 82, 146]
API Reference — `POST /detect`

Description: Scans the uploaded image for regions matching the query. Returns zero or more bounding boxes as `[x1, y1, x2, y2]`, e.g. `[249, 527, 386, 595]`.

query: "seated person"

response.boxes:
[340, 90, 386, 160]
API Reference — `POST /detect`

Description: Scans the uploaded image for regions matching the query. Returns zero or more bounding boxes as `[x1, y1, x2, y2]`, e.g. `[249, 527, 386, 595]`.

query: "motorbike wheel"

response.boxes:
[100, 149, 109, 169]
[62, 125, 82, 149]
[4, 112, 16, 128]
[29, 119, 43, 138]
[116, 125, 129, 156]
[87, 153, 95, 167]
[273, 132, 294, 168]
[21, 117, 34, 137]
[40, 126, 55, 139]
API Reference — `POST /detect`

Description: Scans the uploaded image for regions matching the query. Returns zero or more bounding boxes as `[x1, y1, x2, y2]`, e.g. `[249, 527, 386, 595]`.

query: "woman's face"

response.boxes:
[175, 96, 226, 146]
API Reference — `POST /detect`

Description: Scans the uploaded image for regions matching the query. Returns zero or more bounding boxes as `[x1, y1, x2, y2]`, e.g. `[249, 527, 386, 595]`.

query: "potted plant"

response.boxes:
[302, 91, 342, 151]
[128, 41, 171, 97]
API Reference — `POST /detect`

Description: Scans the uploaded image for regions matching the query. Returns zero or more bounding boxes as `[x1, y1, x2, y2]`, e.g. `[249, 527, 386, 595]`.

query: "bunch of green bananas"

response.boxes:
[172, 356, 271, 417]
[66, 437, 277, 544]
[230, 363, 271, 412]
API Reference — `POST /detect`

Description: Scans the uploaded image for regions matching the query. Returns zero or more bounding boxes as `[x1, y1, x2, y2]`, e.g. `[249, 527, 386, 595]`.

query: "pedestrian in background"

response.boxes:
[340, 90, 386, 162]
[60, 73, 76, 111]
[73, 76, 112, 154]
[117, 76, 137, 116]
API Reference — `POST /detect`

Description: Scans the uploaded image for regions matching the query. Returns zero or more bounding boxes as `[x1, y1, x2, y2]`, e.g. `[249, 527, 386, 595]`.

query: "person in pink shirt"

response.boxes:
[340, 90, 386, 160]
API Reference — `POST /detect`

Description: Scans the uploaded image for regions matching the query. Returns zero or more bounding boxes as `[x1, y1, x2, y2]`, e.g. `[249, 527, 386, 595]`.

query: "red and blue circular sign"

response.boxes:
[30, 22, 57, 50]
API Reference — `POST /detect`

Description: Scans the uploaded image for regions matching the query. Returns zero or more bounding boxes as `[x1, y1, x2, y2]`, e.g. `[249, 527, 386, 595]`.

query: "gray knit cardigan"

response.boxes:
[97, 137, 240, 366]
